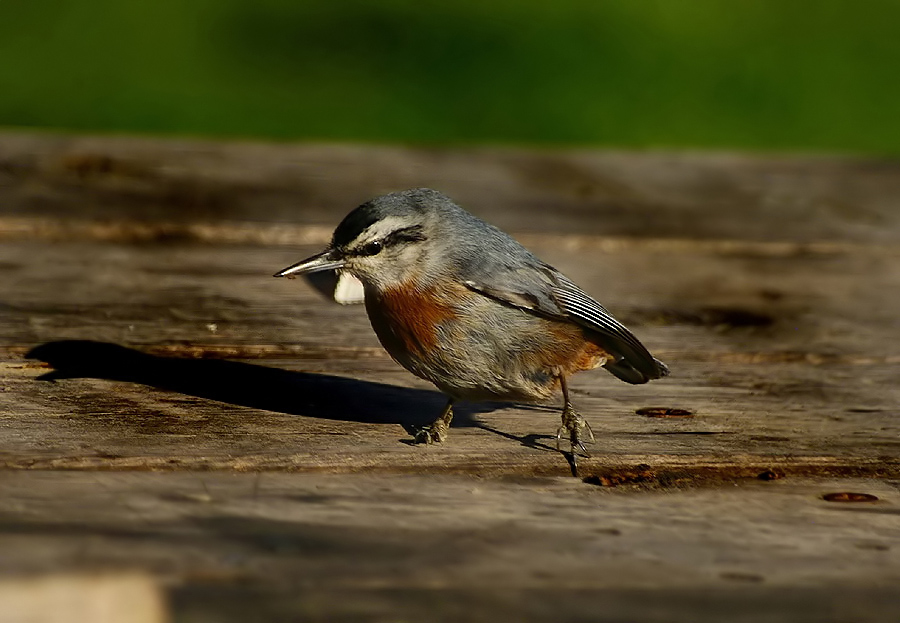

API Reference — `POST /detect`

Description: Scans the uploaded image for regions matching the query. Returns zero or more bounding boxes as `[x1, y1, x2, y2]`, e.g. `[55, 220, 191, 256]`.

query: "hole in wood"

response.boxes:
[701, 306, 774, 328]
[757, 469, 785, 481]
[583, 464, 655, 487]
[636, 407, 694, 418]
[822, 492, 879, 503]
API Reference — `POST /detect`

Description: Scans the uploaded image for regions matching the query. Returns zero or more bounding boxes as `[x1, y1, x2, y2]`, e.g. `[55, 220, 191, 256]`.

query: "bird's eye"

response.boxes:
[360, 240, 383, 256]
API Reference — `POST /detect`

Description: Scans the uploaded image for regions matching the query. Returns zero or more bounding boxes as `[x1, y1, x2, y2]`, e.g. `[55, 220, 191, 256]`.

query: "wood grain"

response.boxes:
[1, 133, 898, 621]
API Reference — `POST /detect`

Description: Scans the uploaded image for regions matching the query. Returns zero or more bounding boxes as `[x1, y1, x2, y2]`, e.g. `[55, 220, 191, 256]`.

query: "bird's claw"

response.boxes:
[556, 408, 594, 458]
[414, 421, 449, 444]
[412, 401, 454, 445]
[556, 427, 592, 458]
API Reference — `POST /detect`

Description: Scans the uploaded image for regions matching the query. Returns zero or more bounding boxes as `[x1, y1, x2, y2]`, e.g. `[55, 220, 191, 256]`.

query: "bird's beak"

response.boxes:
[273, 249, 345, 277]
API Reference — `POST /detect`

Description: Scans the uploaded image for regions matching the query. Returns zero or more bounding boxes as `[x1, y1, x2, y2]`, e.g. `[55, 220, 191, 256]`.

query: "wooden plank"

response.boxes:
[0, 471, 898, 622]
[2, 132, 900, 243]
[1, 132, 899, 621]
[1, 236, 897, 477]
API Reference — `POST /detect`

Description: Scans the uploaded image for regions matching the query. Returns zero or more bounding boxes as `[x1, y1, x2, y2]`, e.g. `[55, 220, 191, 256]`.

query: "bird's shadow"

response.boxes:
[25, 341, 556, 448]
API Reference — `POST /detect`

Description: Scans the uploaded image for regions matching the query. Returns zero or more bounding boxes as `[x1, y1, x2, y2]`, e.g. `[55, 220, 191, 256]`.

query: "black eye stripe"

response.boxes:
[382, 225, 427, 246]
[353, 226, 426, 256]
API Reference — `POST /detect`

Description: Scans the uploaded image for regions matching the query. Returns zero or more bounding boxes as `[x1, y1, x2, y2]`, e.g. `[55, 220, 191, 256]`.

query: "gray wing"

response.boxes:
[463, 262, 669, 385]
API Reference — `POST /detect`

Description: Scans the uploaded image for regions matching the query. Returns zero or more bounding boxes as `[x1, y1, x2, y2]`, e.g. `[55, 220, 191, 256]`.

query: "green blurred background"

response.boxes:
[1, 0, 898, 153]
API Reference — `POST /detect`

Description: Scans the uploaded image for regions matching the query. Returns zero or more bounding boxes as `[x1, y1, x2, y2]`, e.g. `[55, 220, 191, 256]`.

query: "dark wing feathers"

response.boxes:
[549, 275, 669, 383]
[463, 265, 669, 385]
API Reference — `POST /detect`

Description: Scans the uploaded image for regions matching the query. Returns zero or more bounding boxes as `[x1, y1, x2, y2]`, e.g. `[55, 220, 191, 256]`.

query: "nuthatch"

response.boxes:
[275, 188, 668, 471]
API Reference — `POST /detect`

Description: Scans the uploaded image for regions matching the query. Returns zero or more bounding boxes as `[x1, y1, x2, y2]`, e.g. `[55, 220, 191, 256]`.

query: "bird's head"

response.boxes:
[274, 188, 461, 292]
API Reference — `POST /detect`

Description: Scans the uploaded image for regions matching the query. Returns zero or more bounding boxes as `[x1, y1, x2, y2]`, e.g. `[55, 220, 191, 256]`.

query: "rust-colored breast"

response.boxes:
[369, 283, 460, 356]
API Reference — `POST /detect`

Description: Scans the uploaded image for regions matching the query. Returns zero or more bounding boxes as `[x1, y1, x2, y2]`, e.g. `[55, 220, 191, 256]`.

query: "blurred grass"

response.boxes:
[1, 0, 899, 152]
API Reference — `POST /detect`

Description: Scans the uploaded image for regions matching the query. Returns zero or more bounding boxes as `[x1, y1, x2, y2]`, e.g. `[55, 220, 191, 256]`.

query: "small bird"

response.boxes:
[275, 188, 668, 471]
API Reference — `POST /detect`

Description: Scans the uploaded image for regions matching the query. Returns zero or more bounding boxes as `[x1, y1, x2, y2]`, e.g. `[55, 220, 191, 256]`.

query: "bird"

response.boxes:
[274, 188, 668, 472]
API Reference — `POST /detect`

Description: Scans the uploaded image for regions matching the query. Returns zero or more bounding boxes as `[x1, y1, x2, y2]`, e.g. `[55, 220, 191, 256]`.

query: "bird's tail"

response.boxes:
[604, 356, 669, 385]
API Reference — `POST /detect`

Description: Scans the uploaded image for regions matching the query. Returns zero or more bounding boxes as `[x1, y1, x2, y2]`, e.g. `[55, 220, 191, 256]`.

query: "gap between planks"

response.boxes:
[3, 345, 900, 366]
[1, 453, 898, 481]
[2, 216, 900, 257]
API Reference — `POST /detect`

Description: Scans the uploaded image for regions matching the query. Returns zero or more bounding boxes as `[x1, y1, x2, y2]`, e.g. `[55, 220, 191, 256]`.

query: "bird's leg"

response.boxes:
[556, 375, 595, 459]
[415, 398, 454, 444]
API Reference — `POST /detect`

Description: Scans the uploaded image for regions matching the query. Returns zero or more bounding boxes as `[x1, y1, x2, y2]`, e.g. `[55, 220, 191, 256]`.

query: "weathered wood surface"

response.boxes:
[1, 132, 899, 621]
[1, 471, 898, 623]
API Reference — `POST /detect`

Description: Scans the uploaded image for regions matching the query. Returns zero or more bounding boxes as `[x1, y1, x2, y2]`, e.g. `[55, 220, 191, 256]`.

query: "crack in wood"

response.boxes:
[2, 454, 898, 483]
[4, 344, 898, 365]
[2, 216, 899, 257]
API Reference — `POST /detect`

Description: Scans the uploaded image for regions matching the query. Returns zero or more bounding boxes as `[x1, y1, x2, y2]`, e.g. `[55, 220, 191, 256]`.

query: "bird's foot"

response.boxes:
[414, 420, 450, 444]
[414, 402, 454, 445]
[556, 405, 595, 458]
